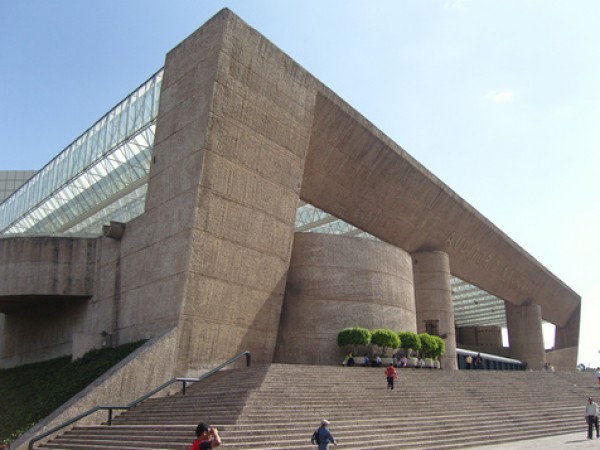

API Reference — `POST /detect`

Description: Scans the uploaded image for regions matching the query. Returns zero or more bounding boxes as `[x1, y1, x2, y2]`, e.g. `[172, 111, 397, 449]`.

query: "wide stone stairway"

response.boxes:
[36, 364, 598, 449]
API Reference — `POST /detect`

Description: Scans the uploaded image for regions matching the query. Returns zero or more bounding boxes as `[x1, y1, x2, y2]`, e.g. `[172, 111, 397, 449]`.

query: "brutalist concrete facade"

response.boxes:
[0, 10, 580, 376]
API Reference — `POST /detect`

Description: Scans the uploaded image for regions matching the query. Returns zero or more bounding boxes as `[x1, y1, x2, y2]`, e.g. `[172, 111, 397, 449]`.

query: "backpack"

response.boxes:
[311, 429, 320, 445]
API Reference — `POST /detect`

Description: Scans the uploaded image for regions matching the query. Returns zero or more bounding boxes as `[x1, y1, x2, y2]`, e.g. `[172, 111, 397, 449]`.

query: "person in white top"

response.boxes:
[585, 397, 599, 439]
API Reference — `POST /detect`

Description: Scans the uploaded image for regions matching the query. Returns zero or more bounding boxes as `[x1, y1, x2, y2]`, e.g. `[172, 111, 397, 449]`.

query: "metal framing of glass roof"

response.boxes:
[0, 70, 163, 236]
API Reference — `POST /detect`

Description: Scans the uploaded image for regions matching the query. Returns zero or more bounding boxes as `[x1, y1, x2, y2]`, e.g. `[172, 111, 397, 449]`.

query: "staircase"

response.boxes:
[36, 365, 598, 449]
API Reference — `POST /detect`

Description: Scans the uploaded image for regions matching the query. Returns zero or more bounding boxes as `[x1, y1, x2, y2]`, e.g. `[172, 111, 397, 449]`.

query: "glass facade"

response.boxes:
[0, 70, 163, 236]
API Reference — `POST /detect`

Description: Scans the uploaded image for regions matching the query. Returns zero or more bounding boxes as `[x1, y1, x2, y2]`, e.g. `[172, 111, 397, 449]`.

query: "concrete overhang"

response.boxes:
[300, 92, 579, 327]
[0, 236, 97, 304]
[0, 294, 91, 314]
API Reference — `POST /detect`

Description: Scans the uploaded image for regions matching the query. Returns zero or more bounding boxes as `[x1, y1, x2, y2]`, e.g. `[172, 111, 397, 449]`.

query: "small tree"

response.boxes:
[397, 331, 421, 357]
[430, 335, 446, 360]
[337, 327, 371, 354]
[418, 333, 439, 359]
[371, 328, 400, 356]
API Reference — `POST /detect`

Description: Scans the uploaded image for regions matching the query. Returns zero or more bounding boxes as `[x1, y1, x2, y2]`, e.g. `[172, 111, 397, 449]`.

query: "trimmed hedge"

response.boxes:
[371, 328, 400, 356]
[337, 327, 371, 353]
[397, 331, 421, 354]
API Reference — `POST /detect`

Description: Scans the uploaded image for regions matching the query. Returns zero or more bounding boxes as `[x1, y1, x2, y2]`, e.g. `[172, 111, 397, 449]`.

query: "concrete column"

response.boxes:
[412, 251, 457, 370]
[555, 304, 580, 349]
[505, 301, 545, 370]
[548, 304, 580, 370]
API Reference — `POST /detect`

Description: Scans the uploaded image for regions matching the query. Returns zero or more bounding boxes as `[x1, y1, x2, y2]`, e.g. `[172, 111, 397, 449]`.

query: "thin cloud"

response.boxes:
[485, 89, 514, 103]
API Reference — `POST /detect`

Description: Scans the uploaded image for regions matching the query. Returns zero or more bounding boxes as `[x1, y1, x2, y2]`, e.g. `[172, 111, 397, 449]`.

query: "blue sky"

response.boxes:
[1, 1, 599, 366]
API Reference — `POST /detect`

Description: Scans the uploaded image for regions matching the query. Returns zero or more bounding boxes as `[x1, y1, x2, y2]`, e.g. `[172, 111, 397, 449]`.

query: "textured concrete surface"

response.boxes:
[274, 232, 415, 364]
[506, 301, 545, 370]
[413, 251, 457, 370]
[469, 432, 598, 449]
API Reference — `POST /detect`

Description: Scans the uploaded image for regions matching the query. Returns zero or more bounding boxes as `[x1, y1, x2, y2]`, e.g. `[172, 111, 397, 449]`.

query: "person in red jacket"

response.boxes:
[190, 422, 221, 449]
[384, 363, 398, 390]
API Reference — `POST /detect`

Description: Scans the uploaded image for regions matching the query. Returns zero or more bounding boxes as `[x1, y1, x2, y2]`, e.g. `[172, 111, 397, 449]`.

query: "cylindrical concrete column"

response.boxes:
[505, 301, 545, 370]
[412, 251, 457, 370]
[274, 233, 416, 365]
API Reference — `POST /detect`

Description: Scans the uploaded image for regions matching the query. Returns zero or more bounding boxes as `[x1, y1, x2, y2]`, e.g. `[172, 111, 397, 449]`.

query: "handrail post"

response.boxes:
[182, 380, 187, 396]
[107, 408, 113, 426]
[245, 351, 252, 367]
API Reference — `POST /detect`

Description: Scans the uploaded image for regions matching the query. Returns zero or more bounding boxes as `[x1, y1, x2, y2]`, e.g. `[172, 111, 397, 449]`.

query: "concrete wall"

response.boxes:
[458, 326, 503, 348]
[274, 233, 415, 364]
[546, 346, 578, 371]
[150, 10, 317, 374]
[0, 237, 95, 303]
[0, 237, 96, 367]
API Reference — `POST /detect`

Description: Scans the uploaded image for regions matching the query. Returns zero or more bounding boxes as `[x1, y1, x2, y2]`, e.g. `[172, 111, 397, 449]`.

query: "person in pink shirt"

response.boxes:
[384, 363, 398, 390]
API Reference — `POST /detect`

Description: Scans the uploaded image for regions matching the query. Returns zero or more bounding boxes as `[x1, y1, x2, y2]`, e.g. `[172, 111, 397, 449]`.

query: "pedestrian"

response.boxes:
[190, 422, 221, 449]
[474, 353, 483, 370]
[595, 367, 600, 387]
[585, 397, 599, 439]
[312, 419, 337, 449]
[384, 363, 398, 390]
[465, 354, 473, 369]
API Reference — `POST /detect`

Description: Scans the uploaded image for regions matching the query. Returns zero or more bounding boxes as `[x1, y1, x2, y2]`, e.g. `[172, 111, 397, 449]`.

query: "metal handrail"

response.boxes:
[28, 351, 251, 449]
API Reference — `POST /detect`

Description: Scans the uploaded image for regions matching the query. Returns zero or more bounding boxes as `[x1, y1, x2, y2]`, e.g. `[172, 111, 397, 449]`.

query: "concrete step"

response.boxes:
[35, 364, 598, 450]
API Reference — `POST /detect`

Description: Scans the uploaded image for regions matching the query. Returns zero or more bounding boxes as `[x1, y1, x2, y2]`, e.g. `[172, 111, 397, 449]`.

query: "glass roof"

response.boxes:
[0, 70, 163, 236]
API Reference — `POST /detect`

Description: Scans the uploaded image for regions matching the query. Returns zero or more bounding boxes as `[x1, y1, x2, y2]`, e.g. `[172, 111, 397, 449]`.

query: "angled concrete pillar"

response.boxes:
[412, 251, 457, 370]
[549, 304, 580, 370]
[505, 301, 545, 370]
[144, 10, 316, 374]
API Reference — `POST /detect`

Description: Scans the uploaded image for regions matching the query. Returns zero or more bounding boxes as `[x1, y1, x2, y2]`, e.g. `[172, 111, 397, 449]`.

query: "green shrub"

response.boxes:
[418, 333, 439, 358]
[0, 340, 146, 444]
[397, 331, 421, 355]
[371, 328, 400, 356]
[431, 335, 446, 360]
[337, 327, 371, 354]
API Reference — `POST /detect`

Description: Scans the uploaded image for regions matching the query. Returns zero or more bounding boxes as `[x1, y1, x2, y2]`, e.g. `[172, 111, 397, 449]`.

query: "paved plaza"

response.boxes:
[470, 432, 597, 449]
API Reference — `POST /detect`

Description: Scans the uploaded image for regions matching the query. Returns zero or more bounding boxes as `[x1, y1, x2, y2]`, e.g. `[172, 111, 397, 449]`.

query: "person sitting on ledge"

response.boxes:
[400, 355, 408, 368]
[371, 354, 382, 367]
[343, 352, 355, 367]
[363, 353, 370, 366]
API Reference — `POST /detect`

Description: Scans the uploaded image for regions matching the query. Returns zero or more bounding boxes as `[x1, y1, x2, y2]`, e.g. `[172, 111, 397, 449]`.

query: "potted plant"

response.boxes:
[337, 327, 371, 364]
[397, 331, 421, 367]
[371, 328, 400, 364]
[418, 333, 439, 368]
[431, 335, 446, 368]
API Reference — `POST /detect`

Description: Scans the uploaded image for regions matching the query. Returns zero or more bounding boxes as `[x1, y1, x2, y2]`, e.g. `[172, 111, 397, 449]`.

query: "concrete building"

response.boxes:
[0, 9, 580, 377]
